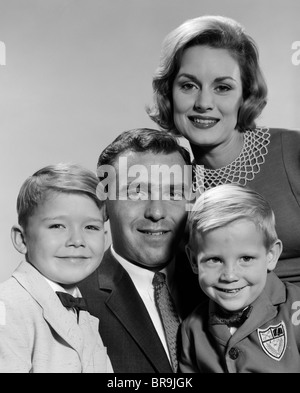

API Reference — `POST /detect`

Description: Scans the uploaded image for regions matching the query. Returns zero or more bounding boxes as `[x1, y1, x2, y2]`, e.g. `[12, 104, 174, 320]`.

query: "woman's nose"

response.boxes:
[194, 89, 214, 111]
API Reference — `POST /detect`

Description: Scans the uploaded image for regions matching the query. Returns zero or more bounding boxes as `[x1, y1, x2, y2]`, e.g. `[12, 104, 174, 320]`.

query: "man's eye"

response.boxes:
[165, 185, 185, 201]
[167, 191, 184, 200]
[127, 185, 148, 200]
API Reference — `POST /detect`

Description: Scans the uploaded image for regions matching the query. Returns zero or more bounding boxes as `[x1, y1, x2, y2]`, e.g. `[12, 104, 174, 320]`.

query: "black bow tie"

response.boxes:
[209, 305, 252, 327]
[56, 291, 88, 312]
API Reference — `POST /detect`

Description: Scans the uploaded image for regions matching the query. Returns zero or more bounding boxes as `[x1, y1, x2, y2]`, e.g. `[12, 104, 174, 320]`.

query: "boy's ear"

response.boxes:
[185, 244, 198, 274]
[11, 225, 27, 255]
[267, 239, 283, 272]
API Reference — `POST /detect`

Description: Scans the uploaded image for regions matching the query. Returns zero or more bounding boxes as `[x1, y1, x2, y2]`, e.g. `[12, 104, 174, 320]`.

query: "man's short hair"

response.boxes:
[97, 128, 191, 168]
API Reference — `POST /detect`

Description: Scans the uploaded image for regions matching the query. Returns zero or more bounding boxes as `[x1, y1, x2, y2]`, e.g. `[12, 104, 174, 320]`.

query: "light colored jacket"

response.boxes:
[0, 261, 113, 373]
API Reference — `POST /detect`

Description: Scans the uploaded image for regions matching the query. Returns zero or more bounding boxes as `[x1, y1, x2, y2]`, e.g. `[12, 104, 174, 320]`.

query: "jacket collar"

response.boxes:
[97, 248, 173, 373]
[209, 271, 286, 346]
[12, 261, 96, 358]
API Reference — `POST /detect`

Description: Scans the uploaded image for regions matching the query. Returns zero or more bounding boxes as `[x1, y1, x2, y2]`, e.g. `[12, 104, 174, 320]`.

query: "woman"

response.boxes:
[148, 15, 300, 284]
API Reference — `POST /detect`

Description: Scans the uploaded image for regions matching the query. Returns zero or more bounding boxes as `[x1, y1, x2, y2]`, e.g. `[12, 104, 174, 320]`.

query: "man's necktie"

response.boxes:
[152, 272, 180, 373]
[209, 305, 252, 327]
[56, 291, 88, 312]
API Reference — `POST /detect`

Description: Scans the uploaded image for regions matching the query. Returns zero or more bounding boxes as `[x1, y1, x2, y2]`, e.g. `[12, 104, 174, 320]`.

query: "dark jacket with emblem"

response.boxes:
[179, 272, 300, 373]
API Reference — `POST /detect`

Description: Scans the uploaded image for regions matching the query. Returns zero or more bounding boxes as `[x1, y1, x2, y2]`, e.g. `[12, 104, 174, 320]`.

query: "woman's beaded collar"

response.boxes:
[193, 127, 270, 192]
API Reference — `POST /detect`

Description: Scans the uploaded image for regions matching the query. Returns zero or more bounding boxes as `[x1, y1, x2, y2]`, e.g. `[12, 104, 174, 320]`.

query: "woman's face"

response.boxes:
[172, 45, 243, 147]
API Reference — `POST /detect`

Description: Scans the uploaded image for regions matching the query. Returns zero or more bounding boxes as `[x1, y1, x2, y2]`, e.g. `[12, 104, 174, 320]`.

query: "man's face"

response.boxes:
[105, 150, 190, 270]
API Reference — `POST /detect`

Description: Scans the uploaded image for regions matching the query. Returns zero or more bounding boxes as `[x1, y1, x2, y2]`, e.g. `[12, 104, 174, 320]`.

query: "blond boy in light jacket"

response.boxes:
[0, 163, 113, 373]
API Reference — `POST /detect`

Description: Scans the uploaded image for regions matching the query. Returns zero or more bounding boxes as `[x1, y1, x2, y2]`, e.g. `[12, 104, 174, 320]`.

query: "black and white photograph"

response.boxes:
[0, 0, 299, 376]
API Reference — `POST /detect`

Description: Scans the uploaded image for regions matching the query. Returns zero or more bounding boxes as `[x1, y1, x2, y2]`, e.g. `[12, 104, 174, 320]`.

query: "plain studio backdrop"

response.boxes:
[0, 0, 299, 282]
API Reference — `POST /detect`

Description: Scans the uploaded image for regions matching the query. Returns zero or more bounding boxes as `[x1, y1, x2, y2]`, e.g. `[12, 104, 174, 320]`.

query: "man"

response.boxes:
[79, 128, 201, 373]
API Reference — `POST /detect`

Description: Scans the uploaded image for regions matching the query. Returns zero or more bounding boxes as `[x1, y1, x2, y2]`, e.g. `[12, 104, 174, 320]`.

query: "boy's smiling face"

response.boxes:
[193, 218, 281, 312]
[14, 191, 105, 286]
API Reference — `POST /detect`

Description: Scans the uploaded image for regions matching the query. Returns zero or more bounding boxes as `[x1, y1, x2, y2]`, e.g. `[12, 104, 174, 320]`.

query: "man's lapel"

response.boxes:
[99, 250, 173, 373]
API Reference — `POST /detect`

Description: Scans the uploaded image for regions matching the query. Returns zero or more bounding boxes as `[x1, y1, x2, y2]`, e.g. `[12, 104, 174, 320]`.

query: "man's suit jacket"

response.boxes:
[79, 248, 202, 373]
[0, 261, 113, 373]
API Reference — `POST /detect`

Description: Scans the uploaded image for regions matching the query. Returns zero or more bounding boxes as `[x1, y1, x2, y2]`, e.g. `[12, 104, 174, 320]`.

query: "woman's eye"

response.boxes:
[215, 85, 231, 93]
[181, 82, 198, 91]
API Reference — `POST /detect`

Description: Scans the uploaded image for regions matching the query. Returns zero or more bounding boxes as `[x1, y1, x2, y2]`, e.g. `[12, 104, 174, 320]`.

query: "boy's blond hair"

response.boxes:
[188, 184, 278, 251]
[17, 163, 102, 228]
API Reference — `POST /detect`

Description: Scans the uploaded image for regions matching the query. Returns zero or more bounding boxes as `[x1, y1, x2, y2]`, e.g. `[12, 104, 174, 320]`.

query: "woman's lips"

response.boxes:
[188, 115, 219, 129]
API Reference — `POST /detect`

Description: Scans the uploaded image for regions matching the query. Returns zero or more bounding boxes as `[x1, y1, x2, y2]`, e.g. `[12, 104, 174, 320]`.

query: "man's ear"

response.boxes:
[185, 244, 198, 275]
[104, 203, 109, 222]
[267, 239, 283, 272]
[11, 225, 27, 255]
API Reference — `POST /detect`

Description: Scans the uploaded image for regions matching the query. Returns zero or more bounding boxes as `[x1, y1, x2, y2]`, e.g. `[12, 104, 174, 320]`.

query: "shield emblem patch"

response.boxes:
[257, 321, 287, 361]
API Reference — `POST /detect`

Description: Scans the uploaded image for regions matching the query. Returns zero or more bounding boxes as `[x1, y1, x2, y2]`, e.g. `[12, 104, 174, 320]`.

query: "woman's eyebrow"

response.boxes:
[176, 73, 238, 84]
[176, 73, 199, 82]
[214, 76, 238, 83]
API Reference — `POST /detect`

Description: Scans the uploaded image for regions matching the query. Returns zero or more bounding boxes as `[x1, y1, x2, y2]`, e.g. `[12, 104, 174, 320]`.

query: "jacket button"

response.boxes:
[228, 347, 239, 360]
